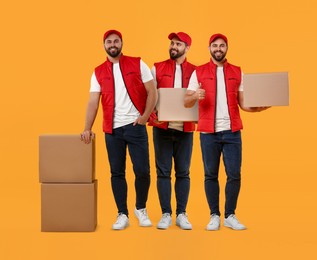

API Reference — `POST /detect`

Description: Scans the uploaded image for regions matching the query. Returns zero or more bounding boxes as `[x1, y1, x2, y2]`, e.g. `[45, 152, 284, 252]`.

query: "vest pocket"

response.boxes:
[125, 72, 142, 87]
[100, 77, 113, 93]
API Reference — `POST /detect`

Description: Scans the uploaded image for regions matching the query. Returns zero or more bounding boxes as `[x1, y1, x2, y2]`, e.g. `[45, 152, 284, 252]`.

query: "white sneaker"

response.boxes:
[157, 213, 172, 229]
[224, 214, 246, 230]
[176, 213, 192, 230]
[112, 213, 129, 230]
[134, 208, 152, 227]
[206, 214, 220, 231]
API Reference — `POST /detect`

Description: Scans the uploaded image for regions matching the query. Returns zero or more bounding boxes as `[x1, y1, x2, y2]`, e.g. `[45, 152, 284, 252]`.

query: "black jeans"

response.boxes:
[153, 127, 193, 215]
[105, 123, 150, 216]
[200, 130, 242, 217]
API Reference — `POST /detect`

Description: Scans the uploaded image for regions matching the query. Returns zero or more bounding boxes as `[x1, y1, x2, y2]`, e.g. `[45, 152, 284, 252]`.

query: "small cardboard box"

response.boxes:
[157, 88, 198, 121]
[41, 181, 97, 232]
[243, 72, 289, 107]
[39, 134, 95, 183]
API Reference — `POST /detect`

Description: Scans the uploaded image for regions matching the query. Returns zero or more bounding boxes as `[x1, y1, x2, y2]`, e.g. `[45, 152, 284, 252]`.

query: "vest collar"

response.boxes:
[106, 53, 124, 64]
[168, 57, 188, 67]
[209, 58, 228, 68]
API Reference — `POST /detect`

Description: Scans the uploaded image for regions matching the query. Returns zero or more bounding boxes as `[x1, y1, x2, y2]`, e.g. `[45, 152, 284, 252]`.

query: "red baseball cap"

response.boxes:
[209, 33, 228, 45]
[168, 32, 192, 46]
[103, 30, 122, 42]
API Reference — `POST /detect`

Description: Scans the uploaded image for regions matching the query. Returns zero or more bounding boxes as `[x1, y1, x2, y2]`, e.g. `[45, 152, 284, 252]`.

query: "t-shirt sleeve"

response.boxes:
[150, 66, 157, 86]
[90, 71, 101, 92]
[187, 70, 199, 91]
[140, 60, 154, 83]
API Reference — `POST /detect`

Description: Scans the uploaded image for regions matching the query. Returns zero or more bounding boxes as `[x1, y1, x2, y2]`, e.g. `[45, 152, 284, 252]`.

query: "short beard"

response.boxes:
[211, 51, 226, 62]
[106, 47, 122, 58]
[169, 49, 186, 60]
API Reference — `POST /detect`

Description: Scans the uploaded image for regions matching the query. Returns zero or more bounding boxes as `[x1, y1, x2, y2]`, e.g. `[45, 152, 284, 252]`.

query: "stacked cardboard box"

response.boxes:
[39, 134, 97, 232]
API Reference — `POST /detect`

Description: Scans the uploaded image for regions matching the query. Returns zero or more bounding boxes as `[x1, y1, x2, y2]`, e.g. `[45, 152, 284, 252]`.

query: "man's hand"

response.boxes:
[80, 130, 95, 144]
[195, 83, 206, 100]
[251, 106, 271, 112]
[133, 115, 148, 126]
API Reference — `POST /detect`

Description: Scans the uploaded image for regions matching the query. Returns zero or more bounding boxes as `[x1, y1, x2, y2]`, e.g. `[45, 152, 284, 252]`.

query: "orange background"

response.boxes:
[1, 0, 316, 259]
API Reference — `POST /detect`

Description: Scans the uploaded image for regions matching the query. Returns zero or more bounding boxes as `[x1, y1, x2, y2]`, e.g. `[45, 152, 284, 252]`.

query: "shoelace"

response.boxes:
[116, 214, 127, 224]
[210, 214, 219, 223]
[228, 214, 240, 224]
[179, 214, 189, 223]
[138, 209, 149, 220]
[161, 213, 170, 223]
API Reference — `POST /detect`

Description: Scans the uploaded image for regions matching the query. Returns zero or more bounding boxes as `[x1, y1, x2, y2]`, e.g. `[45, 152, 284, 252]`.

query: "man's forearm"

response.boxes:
[84, 97, 100, 130]
[142, 80, 158, 120]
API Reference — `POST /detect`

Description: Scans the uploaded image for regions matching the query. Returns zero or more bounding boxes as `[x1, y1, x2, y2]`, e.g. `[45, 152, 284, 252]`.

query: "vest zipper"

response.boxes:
[118, 62, 139, 115]
[223, 66, 232, 131]
[172, 62, 176, 89]
[111, 63, 115, 131]
[214, 66, 217, 133]
[180, 63, 184, 131]
[167, 62, 178, 129]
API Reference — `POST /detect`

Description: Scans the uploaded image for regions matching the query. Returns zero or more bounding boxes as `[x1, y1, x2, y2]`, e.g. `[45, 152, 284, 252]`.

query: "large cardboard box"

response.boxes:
[39, 134, 95, 183]
[157, 88, 198, 121]
[41, 181, 97, 232]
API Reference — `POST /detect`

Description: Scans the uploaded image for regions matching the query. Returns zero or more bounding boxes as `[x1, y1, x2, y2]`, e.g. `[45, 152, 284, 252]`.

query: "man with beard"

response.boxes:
[149, 32, 196, 230]
[81, 30, 157, 230]
[184, 33, 269, 231]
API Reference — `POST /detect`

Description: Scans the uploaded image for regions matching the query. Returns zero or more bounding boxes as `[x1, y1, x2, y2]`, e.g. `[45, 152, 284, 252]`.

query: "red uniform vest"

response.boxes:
[149, 58, 196, 132]
[195, 59, 243, 133]
[94, 55, 147, 133]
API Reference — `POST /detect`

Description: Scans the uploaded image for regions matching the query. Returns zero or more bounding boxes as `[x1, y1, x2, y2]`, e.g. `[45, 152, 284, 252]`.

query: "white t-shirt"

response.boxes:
[151, 64, 184, 131]
[188, 68, 243, 132]
[90, 60, 153, 129]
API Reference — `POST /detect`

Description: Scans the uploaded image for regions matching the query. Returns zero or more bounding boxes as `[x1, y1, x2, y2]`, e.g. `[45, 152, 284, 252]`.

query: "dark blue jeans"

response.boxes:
[153, 127, 193, 215]
[200, 130, 242, 218]
[105, 123, 150, 216]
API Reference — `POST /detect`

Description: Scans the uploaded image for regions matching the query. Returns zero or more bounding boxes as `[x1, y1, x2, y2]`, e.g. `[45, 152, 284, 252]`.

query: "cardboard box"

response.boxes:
[157, 88, 198, 121]
[39, 134, 95, 183]
[243, 72, 289, 107]
[41, 181, 97, 232]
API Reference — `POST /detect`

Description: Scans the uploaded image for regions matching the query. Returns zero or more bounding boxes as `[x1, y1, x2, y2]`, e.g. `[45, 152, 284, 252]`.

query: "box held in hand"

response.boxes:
[156, 88, 198, 121]
[243, 72, 289, 107]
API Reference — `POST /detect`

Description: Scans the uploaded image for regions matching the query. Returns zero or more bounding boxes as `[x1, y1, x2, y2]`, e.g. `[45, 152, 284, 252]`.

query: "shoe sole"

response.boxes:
[112, 223, 129, 230]
[139, 223, 152, 227]
[224, 223, 246, 230]
[206, 225, 220, 231]
[176, 223, 192, 230]
[157, 223, 172, 230]
[206, 228, 220, 231]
